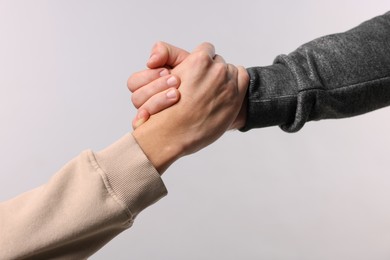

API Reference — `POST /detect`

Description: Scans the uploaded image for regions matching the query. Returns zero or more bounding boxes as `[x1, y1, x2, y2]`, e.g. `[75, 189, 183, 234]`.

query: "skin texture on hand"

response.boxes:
[132, 43, 249, 174]
[128, 41, 249, 130]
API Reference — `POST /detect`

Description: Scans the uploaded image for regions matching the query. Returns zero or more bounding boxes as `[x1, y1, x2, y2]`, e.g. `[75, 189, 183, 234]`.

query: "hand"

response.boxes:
[128, 41, 249, 130]
[128, 42, 189, 128]
[132, 43, 249, 174]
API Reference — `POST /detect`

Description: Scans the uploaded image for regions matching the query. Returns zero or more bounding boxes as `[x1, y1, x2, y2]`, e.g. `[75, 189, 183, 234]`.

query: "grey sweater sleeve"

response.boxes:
[241, 11, 390, 133]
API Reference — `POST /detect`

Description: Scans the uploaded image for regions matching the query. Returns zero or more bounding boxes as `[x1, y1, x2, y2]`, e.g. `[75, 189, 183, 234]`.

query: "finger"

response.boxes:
[213, 54, 226, 63]
[132, 109, 150, 130]
[133, 88, 181, 129]
[139, 88, 180, 115]
[192, 42, 215, 59]
[147, 41, 190, 69]
[131, 75, 180, 108]
[128, 68, 170, 92]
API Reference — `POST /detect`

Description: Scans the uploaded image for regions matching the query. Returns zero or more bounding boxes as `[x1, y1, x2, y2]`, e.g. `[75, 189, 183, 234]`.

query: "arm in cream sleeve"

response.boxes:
[0, 134, 167, 259]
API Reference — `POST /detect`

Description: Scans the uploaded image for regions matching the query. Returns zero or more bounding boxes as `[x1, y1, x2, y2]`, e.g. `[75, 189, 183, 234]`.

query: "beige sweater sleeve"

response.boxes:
[0, 133, 167, 259]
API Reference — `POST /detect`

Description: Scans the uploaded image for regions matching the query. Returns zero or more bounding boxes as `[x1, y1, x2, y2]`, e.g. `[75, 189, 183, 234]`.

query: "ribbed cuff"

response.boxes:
[94, 133, 167, 217]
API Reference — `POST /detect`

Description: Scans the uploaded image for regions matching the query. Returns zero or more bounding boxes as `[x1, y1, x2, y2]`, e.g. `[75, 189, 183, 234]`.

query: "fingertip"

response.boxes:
[147, 54, 159, 68]
[147, 54, 169, 69]
[133, 109, 150, 129]
[147, 41, 169, 69]
[148, 41, 190, 68]
[133, 118, 145, 129]
[166, 88, 180, 100]
[138, 109, 150, 120]
[166, 75, 179, 87]
[159, 68, 169, 77]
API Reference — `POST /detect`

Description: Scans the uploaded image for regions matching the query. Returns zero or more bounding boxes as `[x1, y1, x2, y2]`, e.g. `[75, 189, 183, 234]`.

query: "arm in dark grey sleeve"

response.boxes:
[241, 11, 390, 133]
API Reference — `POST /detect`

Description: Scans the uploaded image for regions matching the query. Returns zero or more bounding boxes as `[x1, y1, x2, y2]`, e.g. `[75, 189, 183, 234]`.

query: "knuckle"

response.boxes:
[201, 41, 215, 50]
[213, 62, 228, 77]
[229, 63, 238, 73]
[192, 51, 212, 68]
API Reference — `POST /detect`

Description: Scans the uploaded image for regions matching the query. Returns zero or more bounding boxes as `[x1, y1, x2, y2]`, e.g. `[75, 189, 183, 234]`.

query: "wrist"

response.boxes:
[230, 97, 247, 130]
[132, 119, 184, 175]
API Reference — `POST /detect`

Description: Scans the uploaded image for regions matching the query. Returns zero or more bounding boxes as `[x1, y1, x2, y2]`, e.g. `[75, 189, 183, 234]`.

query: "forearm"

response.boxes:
[242, 11, 390, 132]
[0, 134, 166, 259]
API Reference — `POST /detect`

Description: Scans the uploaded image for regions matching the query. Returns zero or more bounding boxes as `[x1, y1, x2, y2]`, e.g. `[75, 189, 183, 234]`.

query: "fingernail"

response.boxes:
[166, 89, 177, 99]
[134, 118, 146, 128]
[137, 109, 148, 119]
[167, 76, 178, 86]
[159, 69, 169, 77]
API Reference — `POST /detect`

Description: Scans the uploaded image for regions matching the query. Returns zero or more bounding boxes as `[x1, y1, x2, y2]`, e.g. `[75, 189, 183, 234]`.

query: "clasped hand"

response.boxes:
[129, 42, 249, 173]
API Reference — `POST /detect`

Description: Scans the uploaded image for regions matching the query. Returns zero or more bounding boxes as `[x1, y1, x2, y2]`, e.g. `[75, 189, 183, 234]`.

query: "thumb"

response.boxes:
[147, 41, 190, 69]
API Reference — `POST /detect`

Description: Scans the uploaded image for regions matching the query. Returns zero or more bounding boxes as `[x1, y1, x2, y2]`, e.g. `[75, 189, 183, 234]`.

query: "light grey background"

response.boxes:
[1, 1, 390, 259]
